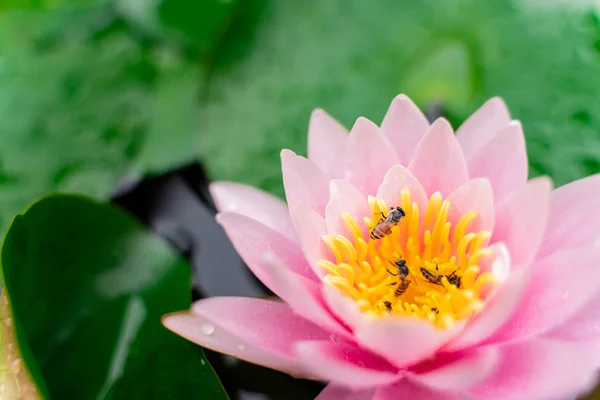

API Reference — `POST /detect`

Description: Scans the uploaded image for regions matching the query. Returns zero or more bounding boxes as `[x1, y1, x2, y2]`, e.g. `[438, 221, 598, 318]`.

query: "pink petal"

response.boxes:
[281, 149, 330, 215]
[316, 384, 375, 400]
[210, 181, 297, 242]
[294, 341, 400, 389]
[345, 117, 399, 195]
[455, 97, 511, 161]
[325, 179, 370, 238]
[490, 177, 552, 269]
[163, 298, 330, 377]
[291, 204, 330, 275]
[467, 122, 528, 202]
[443, 270, 526, 352]
[467, 340, 597, 400]
[408, 119, 469, 197]
[486, 244, 600, 344]
[308, 108, 349, 179]
[545, 288, 600, 342]
[262, 253, 352, 339]
[538, 174, 600, 259]
[380, 94, 430, 166]
[373, 379, 463, 400]
[321, 284, 364, 330]
[483, 242, 512, 279]
[376, 164, 428, 212]
[408, 347, 499, 392]
[446, 178, 495, 233]
[163, 312, 305, 376]
[216, 212, 318, 285]
[353, 316, 462, 369]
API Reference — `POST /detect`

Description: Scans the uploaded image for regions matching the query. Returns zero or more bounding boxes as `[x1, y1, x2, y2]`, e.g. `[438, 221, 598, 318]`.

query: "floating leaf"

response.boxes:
[1, 195, 227, 399]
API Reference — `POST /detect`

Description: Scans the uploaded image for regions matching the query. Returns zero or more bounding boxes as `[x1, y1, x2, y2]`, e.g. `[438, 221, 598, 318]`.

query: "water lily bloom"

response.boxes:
[163, 94, 600, 399]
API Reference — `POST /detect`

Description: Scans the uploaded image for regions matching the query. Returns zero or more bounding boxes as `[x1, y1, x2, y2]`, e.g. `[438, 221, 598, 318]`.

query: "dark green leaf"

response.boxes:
[159, 0, 238, 51]
[1, 195, 227, 399]
[200, 0, 600, 197]
[117, 0, 238, 52]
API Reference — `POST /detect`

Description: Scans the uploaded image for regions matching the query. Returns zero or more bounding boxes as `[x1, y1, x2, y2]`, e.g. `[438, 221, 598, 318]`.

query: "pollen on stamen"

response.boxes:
[319, 187, 498, 329]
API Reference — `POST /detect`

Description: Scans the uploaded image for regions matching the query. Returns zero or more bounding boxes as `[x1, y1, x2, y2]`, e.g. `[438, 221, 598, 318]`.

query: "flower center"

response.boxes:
[318, 188, 497, 329]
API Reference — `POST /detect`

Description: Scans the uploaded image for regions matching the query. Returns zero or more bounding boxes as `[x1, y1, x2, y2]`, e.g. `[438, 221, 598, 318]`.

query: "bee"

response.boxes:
[387, 258, 409, 280]
[446, 270, 461, 288]
[387, 258, 412, 297]
[394, 279, 411, 296]
[370, 206, 406, 240]
[383, 301, 393, 313]
[420, 264, 461, 288]
[420, 264, 441, 285]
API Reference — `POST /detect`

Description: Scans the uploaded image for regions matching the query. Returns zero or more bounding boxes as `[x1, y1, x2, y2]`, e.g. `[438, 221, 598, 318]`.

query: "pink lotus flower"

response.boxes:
[163, 94, 600, 399]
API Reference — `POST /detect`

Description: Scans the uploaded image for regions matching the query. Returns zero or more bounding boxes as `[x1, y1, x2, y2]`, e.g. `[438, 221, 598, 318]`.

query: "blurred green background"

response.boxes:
[2, 0, 600, 399]
[1, 0, 600, 226]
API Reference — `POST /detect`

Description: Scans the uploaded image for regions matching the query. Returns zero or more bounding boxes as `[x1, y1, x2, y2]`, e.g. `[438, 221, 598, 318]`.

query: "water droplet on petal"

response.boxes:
[237, 344, 246, 351]
[201, 323, 215, 335]
[329, 334, 341, 343]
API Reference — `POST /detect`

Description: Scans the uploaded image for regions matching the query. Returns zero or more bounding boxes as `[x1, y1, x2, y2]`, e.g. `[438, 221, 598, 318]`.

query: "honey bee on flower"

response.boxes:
[163, 94, 600, 400]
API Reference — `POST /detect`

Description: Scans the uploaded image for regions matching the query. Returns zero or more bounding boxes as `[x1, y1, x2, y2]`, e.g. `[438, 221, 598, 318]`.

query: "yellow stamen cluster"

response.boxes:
[318, 188, 497, 329]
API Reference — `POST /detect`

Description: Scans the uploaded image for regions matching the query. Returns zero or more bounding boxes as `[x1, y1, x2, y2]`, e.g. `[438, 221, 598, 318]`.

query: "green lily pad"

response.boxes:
[0, 195, 227, 399]
[200, 0, 600, 197]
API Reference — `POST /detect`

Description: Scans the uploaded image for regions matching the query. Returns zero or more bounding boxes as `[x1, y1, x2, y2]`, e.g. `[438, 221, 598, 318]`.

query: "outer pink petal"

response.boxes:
[467, 340, 597, 400]
[294, 341, 400, 389]
[345, 117, 399, 195]
[216, 212, 317, 284]
[292, 204, 330, 276]
[446, 178, 495, 233]
[545, 289, 600, 342]
[485, 244, 600, 344]
[490, 177, 552, 269]
[353, 316, 462, 369]
[408, 347, 499, 392]
[316, 384, 375, 400]
[163, 312, 306, 376]
[467, 122, 528, 202]
[455, 97, 511, 161]
[443, 270, 526, 352]
[325, 179, 370, 238]
[376, 164, 428, 212]
[373, 379, 463, 400]
[308, 108, 348, 179]
[408, 119, 469, 197]
[210, 181, 297, 242]
[380, 94, 430, 165]
[537, 174, 600, 259]
[262, 253, 352, 339]
[163, 297, 330, 377]
[281, 149, 330, 215]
